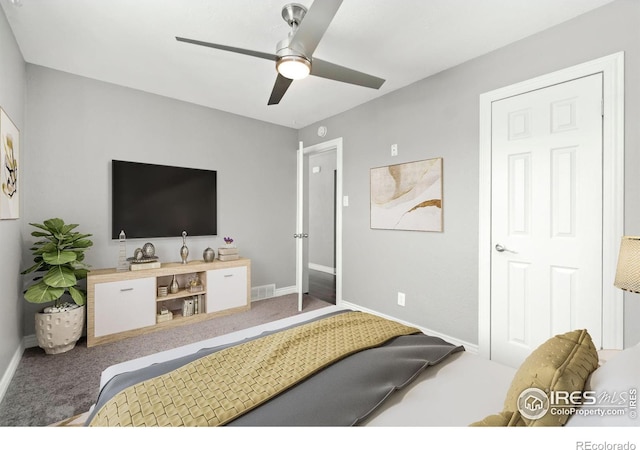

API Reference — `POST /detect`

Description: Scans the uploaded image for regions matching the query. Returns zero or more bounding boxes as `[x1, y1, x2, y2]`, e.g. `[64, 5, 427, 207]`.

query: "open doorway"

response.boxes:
[296, 137, 342, 311]
[307, 150, 337, 304]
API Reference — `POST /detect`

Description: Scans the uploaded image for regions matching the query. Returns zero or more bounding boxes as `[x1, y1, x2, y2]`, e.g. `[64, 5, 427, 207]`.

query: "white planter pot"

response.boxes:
[35, 305, 85, 355]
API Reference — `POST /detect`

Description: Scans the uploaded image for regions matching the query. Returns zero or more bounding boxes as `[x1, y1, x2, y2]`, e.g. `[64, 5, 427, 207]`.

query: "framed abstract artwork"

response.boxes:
[370, 157, 442, 232]
[1, 107, 19, 219]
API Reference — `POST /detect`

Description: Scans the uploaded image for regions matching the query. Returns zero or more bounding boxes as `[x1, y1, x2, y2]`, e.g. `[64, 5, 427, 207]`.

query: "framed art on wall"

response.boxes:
[370, 157, 442, 232]
[1, 107, 19, 219]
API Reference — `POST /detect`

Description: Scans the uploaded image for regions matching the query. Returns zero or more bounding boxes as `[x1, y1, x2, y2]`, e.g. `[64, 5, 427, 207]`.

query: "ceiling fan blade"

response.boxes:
[289, 0, 343, 56]
[268, 74, 294, 105]
[311, 58, 385, 89]
[175, 36, 277, 61]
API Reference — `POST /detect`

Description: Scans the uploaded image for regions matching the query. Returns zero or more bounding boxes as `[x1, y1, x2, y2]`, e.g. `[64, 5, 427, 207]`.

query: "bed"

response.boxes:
[83, 305, 639, 428]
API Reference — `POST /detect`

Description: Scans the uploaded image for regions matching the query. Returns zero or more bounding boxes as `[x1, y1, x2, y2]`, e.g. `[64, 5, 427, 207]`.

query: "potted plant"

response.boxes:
[22, 218, 93, 354]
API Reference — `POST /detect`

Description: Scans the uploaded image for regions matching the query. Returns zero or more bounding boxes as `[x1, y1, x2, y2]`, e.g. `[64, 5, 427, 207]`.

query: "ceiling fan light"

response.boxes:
[276, 56, 311, 80]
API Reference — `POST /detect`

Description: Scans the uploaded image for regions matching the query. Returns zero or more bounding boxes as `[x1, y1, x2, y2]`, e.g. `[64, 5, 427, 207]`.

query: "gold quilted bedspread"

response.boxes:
[89, 311, 419, 427]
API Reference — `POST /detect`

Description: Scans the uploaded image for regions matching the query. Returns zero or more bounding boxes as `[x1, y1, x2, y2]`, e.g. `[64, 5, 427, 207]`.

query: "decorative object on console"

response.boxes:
[218, 246, 239, 261]
[127, 244, 160, 271]
[129, 260, 161, 271]
[187, 275, 203, 293]
[370, 157, 443, 232]
[0, 107, 19, 220]
[614, 236, 640, 293]
[219, 237, 238, 261]
[203, 247, 215, 262]
[180, 230, 189, 264]
[142, 242, 156, 258]
[117, 230, 128, 272]
[156, 307, 173, 323]
[21, 218, 93, 354]
[126, 240, 159, 271]
[170, 274, 179, 294]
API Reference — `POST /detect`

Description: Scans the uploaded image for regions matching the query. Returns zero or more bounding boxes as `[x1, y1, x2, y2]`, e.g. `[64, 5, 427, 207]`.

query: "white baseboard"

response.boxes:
[338, 300, 478, 354]
[274, 285, 297, 297]
[23, 334, 38, 349]
[308, 263, 335, 275]
[0, 341, 24, 404]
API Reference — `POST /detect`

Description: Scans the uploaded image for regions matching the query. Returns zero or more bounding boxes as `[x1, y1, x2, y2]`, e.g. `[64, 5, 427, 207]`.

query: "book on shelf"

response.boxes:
[130, 261, 161, 271]
[218, 254, 239, 261]
[182, 295, 205, 317]
[182, 298, 195, 317]
[218, 247, 239, 256]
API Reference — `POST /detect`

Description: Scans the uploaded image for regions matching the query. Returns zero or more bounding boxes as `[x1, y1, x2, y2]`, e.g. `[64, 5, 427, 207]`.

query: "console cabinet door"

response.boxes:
[206, 266, 248, 313]
[94, 277, 155, 337]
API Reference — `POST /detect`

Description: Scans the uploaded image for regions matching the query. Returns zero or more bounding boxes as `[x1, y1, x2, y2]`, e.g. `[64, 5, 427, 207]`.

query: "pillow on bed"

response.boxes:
[471, 329, 599, 427]
[565, 341, 640, 427]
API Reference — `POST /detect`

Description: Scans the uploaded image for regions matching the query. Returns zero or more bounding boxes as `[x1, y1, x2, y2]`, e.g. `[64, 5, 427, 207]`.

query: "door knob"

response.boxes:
[495, 244, 517, 254]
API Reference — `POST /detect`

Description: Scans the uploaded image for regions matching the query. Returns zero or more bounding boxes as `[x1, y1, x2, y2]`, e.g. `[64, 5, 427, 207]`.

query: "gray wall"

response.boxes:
[308, 150, 336, 269]
[21, 65, 298, 335]
[0, 5, 26, 391]
[298, 0, 640, 347]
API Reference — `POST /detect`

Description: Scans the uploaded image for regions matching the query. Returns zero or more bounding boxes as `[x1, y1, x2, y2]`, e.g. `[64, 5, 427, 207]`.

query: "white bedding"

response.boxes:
[364, 351, 516, 426]
[93, 305, 516, 426]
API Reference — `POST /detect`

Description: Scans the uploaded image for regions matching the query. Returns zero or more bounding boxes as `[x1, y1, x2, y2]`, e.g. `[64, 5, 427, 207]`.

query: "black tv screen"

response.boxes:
[111, 160, 217, 239]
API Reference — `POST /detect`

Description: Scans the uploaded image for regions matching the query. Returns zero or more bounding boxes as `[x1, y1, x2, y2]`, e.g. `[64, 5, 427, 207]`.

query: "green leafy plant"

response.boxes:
[22, 218, 93, 307]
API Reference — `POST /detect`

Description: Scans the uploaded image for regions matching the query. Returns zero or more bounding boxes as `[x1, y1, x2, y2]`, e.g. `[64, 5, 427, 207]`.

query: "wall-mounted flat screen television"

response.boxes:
[111, 160, 217, 239]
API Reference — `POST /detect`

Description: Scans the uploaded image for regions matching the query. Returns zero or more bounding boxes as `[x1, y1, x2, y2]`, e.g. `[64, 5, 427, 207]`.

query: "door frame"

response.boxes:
[296, 137, 343, 310]
[478, 52, 625, 358]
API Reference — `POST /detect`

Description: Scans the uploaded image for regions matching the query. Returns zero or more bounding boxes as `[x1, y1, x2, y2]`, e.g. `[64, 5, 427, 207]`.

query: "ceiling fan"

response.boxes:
[175, 0, 385, 105]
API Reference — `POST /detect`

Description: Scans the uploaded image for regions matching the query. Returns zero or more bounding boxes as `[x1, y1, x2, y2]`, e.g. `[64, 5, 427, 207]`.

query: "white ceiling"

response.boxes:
[1, 0, 615, 129]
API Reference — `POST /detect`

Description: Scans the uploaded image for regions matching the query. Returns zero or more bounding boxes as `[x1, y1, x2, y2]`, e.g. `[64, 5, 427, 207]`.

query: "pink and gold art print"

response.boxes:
[370, 157, 442, 232]
[1, 108, 19, 219]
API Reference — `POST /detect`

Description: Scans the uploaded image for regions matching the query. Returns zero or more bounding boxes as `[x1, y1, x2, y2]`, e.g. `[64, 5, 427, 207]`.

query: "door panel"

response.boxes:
[296, 142, 305, 311]
[491, 74, 603, 368]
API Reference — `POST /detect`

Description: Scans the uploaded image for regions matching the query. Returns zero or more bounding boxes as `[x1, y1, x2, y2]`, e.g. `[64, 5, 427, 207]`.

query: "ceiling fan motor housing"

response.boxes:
[281, 3, 307, 27]
[277, 3, 310, 59]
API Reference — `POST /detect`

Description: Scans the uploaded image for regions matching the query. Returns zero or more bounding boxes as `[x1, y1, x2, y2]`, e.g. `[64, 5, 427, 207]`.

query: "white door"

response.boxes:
[295, 142, 307, 311]
[296, 138, 343, 311]
[490, 74, 603, 368]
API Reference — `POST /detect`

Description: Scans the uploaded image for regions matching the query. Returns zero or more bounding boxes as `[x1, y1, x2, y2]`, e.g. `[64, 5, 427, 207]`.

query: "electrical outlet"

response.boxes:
[391, 144, 398, 156]
[397, 292, 405, 306]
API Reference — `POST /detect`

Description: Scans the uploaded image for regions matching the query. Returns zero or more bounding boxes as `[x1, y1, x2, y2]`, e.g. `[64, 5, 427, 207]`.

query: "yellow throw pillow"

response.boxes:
[471, 329, 599, 427]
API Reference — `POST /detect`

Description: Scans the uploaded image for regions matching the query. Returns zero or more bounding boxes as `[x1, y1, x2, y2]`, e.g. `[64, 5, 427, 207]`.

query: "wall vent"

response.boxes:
[251, 284, 276, 301]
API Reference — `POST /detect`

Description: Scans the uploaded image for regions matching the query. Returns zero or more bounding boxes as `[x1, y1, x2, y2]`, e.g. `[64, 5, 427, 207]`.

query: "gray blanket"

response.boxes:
[86, 310, 463, 426]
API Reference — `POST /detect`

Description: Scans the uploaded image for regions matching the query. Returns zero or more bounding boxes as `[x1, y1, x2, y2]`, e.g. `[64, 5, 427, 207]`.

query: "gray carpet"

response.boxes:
[0, 294, 331, 427]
